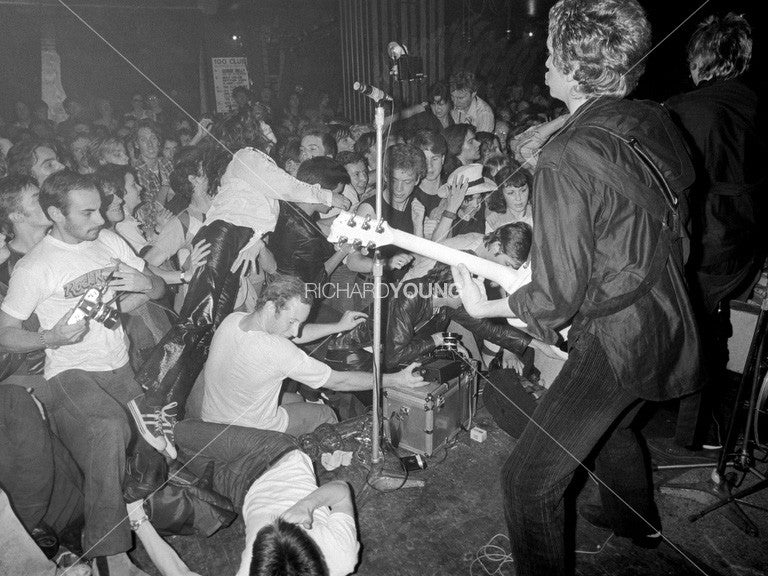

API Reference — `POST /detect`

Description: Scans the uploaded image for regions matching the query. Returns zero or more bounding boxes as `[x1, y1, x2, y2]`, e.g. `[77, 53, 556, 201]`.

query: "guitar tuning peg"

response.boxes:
[352, 240, 363, 252]
[366, 241, 376, 252]
[360, 247, 369, 256]
[361, 215, 372, 230]
[336, 236, 348, 248]
[375, 219, 385, 233]
[346, 216, 357, 227]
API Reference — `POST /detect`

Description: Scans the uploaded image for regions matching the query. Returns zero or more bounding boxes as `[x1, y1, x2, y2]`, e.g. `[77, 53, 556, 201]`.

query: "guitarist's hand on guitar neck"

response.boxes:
[450, 264, 488, 318]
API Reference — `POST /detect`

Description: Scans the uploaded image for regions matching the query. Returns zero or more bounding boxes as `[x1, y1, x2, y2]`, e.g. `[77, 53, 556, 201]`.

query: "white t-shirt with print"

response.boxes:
[201, 312, 332, 431]
[236, 450, 359, 576]
[1, 229, 146, 379]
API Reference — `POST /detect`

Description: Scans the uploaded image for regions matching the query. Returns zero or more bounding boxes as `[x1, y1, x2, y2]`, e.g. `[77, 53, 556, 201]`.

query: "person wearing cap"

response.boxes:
[427, 163, 496, 242]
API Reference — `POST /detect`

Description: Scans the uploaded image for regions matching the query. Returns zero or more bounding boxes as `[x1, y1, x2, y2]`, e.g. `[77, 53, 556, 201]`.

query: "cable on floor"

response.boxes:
[469, 533, 515, 576]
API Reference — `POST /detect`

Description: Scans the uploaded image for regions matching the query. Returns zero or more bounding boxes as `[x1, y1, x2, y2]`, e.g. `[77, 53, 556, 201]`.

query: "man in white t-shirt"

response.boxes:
[237, 450, 359, 576]
[201, 274, 424, 437]
[0, 170, 165, 576]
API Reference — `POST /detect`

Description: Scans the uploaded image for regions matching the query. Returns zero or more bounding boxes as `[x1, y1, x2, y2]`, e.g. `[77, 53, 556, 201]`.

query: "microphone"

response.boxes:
[353, 82, 392, 102]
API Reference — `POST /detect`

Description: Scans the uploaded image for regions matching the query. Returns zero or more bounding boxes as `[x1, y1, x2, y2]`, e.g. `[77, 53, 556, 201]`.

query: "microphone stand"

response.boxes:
[366, 99, 424, 491]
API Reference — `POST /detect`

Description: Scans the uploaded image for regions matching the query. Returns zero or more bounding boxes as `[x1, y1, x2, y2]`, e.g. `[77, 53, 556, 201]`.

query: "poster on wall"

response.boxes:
[212, 57, 250, 113]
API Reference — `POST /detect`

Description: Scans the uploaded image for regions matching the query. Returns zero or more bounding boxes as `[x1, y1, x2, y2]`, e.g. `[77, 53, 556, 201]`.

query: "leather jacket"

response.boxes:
[386, 282, 531, 369]
[269, 202, 335, 286]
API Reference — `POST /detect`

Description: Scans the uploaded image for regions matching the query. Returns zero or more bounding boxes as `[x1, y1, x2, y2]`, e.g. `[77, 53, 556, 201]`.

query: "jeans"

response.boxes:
[502, 335, 659, 576]
[136, 220, 254, 416]
[280, 394, 338, 437]
[175, 419, 298, 510]
[0, 386, 83, 534]
[49, 364, 141, 557]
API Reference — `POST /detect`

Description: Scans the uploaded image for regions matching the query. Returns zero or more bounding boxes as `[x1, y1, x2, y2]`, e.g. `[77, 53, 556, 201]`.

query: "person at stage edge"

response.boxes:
[451, 1, 701, 574]
[664, 12, 766, 450]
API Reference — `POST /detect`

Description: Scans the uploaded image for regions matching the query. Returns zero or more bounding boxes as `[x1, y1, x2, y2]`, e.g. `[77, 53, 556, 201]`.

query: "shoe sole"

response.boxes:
[127, 400, 167, 452]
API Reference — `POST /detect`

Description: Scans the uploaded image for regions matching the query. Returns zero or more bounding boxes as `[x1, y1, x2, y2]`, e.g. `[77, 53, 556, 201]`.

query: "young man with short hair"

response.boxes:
[201, 274, 423, 436]
[449, 71, 495, 133]
[0, 170, 165, 575]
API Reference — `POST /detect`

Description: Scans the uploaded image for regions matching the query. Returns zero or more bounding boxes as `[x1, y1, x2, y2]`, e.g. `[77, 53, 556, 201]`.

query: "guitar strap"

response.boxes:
[580, 125, 685, 320]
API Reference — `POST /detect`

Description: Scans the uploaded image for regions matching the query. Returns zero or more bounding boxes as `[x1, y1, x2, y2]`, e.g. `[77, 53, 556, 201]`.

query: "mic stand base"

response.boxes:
[366, 457, 425, 491]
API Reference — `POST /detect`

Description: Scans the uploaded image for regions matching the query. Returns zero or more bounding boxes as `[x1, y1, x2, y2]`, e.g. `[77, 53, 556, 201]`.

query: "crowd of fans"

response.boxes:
[0, 68, 555, 576]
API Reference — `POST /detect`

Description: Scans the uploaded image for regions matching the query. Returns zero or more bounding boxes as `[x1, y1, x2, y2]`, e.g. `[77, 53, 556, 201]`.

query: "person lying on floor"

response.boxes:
[196, 274, 424, 443]
[125, 420, 360, 576]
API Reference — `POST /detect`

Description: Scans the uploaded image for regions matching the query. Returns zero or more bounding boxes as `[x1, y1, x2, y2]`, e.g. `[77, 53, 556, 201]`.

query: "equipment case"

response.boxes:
[383, 360, 476, 456]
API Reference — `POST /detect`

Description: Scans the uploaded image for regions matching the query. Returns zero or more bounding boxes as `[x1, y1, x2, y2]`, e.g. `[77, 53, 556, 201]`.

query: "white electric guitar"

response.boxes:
[327, 211, 531, 298]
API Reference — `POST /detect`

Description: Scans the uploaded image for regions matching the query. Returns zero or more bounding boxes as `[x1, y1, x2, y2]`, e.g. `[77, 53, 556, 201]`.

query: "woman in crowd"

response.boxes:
[93, 136, 131, 167]
[485, 163, 533, 232]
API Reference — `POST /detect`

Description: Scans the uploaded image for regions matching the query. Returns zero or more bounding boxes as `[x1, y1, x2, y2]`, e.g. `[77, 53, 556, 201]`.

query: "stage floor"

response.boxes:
[132, 383, 768, 576]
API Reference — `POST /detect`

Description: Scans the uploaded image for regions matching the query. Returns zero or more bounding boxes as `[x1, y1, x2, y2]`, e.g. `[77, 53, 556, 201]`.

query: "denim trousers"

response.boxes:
[0, 385, 83, 534]
[49, 364, 141, 557]
[501, 335, 660, 576]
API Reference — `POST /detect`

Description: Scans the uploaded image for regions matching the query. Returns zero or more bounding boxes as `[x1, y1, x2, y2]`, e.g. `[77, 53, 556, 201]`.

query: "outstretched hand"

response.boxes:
[450, 264, 488, 318]
[445, 176, 469, 212]
[231, 238, 264, 277]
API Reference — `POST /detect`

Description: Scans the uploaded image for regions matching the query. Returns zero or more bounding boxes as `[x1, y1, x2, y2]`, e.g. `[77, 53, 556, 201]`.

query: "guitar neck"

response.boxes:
[389, 229, 514, 288]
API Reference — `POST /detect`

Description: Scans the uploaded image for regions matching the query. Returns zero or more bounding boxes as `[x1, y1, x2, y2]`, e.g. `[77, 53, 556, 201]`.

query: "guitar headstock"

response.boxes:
[327, 211, 395, 254]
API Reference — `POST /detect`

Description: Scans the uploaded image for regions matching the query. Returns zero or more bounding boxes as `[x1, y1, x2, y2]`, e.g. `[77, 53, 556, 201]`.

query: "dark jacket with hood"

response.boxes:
[507, 97, 701, 401]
